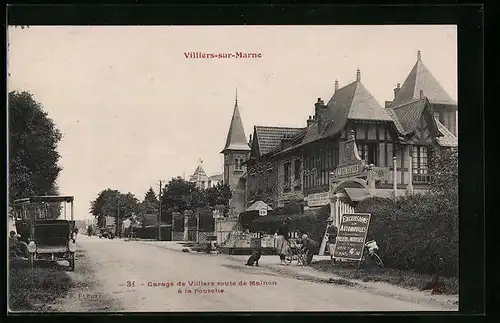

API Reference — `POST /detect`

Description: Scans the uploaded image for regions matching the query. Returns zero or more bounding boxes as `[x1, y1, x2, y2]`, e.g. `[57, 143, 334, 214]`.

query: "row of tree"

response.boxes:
[89, 178, 232, 225]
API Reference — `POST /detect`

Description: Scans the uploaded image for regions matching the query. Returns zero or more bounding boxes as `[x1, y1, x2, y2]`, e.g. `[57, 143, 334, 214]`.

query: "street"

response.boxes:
[45, 235, 448, 312]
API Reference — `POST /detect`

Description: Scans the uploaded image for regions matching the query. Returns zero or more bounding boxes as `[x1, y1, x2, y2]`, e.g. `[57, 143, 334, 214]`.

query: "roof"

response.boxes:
[245, 200, 274, 212]
[390, 98, 428, 135]
[275, 77, 394, 156]
[323, 80, 393, 138]
[435, 118, 458, 147]
[13, 196, 74, 204]
[391, 51, 457, 107]
[254, 126, 304, 155]
[189, 164, 208, 181]
[221, 100, 250, 153]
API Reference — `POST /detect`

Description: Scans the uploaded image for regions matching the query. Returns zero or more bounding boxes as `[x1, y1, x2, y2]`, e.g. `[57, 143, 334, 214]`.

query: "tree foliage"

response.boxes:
[354, 147, 459, 277]
[429, 147, 458, 202]
[161, 178, 232, 215]
[9, 91, 62, 202]
[90, 189, 140, 226]
[139, 187, 159, 215]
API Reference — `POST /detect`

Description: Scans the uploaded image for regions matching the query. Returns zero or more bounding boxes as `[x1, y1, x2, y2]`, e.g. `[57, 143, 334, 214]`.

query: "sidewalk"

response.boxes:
[227, 255, 458, 311]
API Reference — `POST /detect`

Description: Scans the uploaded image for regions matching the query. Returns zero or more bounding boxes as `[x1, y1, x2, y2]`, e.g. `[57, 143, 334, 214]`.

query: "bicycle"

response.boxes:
[360, 240, 384, 268]
[283, 240, 308, 266]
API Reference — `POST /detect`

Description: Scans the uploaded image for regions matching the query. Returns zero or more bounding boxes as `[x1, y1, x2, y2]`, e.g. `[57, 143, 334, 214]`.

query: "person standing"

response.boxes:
[275, 217, 292, 265]
[326, 219, 338, 262]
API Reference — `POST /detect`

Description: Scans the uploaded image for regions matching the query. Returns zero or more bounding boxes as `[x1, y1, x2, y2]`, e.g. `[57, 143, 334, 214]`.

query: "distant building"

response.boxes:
[221, 92, 251, 217]
[189, 159, 223, 190]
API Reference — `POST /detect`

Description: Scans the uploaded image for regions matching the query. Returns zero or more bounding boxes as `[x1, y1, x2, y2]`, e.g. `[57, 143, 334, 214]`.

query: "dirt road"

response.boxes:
[43, 235, 451, 312]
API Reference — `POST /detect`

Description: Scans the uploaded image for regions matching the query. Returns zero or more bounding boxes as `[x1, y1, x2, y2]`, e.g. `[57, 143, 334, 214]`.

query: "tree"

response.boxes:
[9, 91, 63, 202]
[205, 183, 232, 209]
[161, 177, 198, 214]
[139, 187, 159, 215]
[90, 189, 139, 227]
[429, 147, 458, 202]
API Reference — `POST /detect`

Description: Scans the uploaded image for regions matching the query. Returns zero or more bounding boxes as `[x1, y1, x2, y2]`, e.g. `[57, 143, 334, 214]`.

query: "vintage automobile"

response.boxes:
[12, 196, 77, 270]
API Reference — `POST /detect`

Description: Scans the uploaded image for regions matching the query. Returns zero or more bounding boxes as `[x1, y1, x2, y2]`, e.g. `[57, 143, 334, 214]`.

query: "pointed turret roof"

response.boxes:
[221, 91, 251, 153]
[391, 50, 457, 107]
[323, 70, 393, 137]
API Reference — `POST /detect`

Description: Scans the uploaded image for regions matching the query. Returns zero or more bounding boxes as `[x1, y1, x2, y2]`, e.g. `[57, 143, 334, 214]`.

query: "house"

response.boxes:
[189, 160, 223, 190]
[244, 51, 458, 227]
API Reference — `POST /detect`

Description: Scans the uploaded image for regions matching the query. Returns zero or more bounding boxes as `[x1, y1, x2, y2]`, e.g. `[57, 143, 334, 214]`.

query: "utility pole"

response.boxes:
[158, 180, 163, 241]
[117, 197, 120, 237]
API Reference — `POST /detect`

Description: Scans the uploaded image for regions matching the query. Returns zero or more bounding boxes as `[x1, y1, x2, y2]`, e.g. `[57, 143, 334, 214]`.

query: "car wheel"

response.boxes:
[68, 252, 75, 271]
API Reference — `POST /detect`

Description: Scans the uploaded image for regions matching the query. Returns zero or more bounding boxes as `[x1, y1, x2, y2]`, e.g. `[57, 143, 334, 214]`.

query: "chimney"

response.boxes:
[249, 134, 253, 145]
[419, 90, 424, 99]
[281, 134, 292, 149]
[356, 69, 361, 83]
[307, 115, 315, 127]
[334, 80, 339, 92]
[314, 97, 323, 117]
[315, 98, 326, 134]
[393, 83, 401, 99]
[417, 50, 421, 61]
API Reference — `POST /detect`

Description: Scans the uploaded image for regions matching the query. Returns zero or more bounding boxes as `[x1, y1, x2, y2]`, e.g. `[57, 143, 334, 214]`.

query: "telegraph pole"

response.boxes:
[158, 180, 163, 241]
[117, 197, 120, 237]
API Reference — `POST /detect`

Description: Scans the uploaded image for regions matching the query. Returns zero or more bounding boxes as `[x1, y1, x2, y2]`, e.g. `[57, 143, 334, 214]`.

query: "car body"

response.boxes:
[12, 196, 77, 271]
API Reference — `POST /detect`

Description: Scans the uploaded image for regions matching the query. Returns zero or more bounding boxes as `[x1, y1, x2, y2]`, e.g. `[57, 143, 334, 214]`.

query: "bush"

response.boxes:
[355, 193, 458, 277]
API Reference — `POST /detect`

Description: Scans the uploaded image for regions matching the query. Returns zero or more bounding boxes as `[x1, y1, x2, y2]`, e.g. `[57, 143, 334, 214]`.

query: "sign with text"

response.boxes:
[333, 213, 371, 261]
[331, 163, 364, 180]
[307, 192, 330, 207]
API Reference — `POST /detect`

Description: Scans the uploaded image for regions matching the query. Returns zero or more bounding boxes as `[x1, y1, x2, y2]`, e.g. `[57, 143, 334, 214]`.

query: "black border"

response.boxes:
[5, 3, 485, 318]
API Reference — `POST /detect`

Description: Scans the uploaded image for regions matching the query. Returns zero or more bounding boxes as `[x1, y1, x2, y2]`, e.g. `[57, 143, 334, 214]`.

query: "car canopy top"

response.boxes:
[13, 196, 74, 204]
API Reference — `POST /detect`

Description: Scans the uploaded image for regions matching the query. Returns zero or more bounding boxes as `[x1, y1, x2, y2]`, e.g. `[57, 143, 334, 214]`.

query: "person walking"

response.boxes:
[275, 217, 292, 265]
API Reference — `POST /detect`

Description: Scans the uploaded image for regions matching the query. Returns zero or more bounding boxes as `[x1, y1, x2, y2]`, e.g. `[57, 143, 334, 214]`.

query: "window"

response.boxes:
[240, 159, 245, 170]
[284, 162, 291, 191]
[267, 168, 273, 191]
[234, 159, 240, 170]
[201, 181, 205, 189]
[294, 159, 301, 181]
[411, 146, 429, 174]
[358, 143, 378, 165]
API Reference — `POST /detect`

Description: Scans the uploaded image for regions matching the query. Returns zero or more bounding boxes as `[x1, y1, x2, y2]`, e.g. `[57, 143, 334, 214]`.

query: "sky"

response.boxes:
[7, 25, 457, 220]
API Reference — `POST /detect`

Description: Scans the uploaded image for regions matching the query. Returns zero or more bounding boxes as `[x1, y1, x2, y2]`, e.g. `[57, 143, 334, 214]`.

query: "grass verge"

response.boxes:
[8, 258, 74, 312]
[310, 260, 459, 295]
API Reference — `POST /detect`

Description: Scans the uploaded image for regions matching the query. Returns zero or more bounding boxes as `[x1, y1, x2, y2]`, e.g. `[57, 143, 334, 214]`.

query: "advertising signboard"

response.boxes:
[333, 213, 371, 261]
[307, 192, 330, 207]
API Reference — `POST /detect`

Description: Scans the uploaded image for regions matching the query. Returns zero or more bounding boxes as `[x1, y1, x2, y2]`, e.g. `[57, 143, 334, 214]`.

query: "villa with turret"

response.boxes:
[220, 51, 458, 226]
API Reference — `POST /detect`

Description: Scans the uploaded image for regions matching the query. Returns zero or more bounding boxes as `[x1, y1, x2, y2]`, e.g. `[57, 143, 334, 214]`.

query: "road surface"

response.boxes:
[56, 235, 446, 312]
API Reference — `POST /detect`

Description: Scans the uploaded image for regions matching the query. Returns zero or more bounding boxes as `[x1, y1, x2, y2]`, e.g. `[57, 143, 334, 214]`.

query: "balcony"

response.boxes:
[412, 170, 433, 184]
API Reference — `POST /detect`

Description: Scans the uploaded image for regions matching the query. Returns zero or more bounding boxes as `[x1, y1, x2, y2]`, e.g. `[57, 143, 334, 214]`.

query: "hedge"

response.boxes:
[355, 193, 458, 277]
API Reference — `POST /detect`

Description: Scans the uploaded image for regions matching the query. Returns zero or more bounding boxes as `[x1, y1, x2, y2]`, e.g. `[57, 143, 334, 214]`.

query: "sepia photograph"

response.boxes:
[7, 24, 458, 312]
